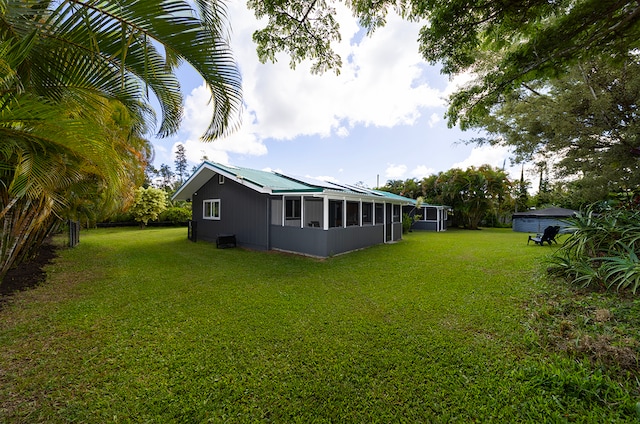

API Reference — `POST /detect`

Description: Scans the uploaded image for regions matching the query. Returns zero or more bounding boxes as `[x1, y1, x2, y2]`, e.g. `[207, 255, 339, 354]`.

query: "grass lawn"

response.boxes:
[0, 227, 637, 422]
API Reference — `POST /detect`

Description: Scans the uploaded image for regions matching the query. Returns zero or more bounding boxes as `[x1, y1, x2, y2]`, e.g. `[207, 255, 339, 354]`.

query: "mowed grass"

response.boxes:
[0, 228, 636, 422]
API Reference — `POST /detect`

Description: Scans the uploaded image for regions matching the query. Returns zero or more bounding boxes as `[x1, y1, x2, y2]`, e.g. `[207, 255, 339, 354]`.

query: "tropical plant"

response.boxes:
[431, 165, 511, 229]
[549, 207, 640, 294]
[0, 0, 242, 280]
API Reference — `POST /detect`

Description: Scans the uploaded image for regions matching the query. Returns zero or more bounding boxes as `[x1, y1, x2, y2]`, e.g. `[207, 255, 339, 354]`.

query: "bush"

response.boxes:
[548, 207, 640, 294]
[129, 187, 167, 227]
[160, 206, 191, 224]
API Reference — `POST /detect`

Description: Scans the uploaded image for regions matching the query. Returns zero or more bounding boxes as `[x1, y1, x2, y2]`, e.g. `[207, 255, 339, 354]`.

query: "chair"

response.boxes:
[528, 226, 560, 245]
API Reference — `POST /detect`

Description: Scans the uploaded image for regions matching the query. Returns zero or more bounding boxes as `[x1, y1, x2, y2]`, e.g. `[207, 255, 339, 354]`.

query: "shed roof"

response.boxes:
[512, 207, 577, 218]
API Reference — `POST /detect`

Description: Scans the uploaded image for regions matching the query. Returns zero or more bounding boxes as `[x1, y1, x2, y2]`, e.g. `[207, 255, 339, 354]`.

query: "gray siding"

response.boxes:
[413, 221, 438, 231]
[192, 177, 269, 250]
[391, 222, 402, 241]
[270, 224, 385, 257]
[513, 217, 571, 233]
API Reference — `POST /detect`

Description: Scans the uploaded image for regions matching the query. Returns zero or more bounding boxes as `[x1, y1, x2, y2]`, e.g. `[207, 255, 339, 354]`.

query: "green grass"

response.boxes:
[1, 228, 637, 422]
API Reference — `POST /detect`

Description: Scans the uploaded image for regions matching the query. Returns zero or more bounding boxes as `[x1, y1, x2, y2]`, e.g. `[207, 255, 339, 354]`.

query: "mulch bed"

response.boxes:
[0, 242, 59, 308]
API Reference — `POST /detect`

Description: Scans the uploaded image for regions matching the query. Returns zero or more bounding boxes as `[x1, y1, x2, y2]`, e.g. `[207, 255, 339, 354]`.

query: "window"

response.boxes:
[375, 203, 384, 224]
[329, 200, 343, 228]
[424, 207, 437, 221]
[346, 201, 359, 226]
[393, 205, 401, 223]
[285, 198, 301, 220]
[203, 199, 221, 220]
[218, 174, 225, 184]
[362, 203, 373, 225]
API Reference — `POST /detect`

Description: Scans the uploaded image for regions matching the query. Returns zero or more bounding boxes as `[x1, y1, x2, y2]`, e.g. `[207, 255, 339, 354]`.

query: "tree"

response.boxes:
[1, 0, 242, 280]
[174, 144, 188, 185]
[477, 56, 640, 206]
[514, 167, 530, 213]
[431, 166, 511, 229]
[248, 0, 640, 126]
[379, 179, 419, 198]
[129, 187, 167, 228]
[158, 164, 176, 191]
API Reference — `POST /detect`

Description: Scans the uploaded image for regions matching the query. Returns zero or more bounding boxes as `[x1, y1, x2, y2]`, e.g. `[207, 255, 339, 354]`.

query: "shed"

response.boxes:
[512, 207, 577, 233]
[403, 204, 451, 232]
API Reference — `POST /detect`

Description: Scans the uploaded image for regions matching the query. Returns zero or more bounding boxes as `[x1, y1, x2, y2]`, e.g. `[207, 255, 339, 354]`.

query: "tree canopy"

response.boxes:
[380, 165, 512, 229]
[477, 56, 640, 204]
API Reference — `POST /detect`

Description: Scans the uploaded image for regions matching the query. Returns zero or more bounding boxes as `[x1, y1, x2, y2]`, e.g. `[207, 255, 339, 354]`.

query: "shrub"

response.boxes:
[548, 207, 640, 294]
[160, 206, 191, 224]
[128, 187, 167, 227]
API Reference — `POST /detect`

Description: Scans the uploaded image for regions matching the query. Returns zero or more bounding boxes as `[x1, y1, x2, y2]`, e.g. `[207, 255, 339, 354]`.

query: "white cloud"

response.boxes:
[452, 144, 521, 179]
[158, 3, 498, 182]
[385, 164, 407, 179]
[428, 113, 441, 128]
[175, 83, 268, 165]
[452, 145, 509, 169]
[221, 4, 450, 141]
[411, 165, 436, 179]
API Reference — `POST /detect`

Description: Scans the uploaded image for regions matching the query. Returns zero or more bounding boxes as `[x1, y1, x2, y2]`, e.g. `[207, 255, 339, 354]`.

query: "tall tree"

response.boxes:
[477, 56, 640, 205]
[158, 164, 176, 191]
[431, 166, 511, 229]
[174, 144, 188, 185]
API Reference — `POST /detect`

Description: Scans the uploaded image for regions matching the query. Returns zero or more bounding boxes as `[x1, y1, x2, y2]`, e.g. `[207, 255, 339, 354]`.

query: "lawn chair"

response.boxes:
[527, 225, 560, 245]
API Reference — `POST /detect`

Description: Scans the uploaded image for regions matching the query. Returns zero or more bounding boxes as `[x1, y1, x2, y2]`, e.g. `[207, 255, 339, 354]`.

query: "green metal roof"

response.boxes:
[208, 162, 322, 193]
[172, 161, 417, 203]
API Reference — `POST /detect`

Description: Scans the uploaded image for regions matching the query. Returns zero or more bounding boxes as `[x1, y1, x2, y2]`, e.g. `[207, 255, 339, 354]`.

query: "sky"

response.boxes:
[151, 2, 520, 189]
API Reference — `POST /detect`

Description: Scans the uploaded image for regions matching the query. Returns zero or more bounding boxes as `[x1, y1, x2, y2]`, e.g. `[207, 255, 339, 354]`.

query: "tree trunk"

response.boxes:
[0, 195, 58, 282]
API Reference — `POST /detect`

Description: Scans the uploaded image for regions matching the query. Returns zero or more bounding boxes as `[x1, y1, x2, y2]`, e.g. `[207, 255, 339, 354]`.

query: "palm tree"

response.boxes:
[0, 0, 243, 280]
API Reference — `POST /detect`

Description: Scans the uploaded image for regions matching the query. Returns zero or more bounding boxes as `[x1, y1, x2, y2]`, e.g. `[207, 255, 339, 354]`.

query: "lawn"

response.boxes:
[0, 227, 637, 422]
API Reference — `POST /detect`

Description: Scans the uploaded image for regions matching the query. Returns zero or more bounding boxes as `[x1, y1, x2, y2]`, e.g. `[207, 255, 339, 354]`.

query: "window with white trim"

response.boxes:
[285, 198, 301, 220]
[218, 174, 225, 184]
[203, 199, 221, 220]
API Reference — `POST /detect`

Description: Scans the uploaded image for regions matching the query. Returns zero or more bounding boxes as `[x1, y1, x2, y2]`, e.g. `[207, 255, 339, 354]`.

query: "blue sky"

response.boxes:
[151, 3, 520, 188]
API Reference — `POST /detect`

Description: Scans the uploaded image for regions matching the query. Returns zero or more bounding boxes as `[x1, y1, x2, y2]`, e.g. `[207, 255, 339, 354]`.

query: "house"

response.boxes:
[172, 162, 415, 257]
[512, 207, 577, 233]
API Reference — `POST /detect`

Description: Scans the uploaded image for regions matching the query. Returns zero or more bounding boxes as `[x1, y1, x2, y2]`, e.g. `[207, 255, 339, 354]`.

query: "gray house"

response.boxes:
[172, 162, 414, 257]
[512, 207, 577, 233]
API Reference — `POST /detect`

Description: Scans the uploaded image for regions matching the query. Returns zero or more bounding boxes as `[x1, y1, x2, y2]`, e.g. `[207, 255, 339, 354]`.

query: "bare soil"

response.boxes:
[0, 241, 59, 309]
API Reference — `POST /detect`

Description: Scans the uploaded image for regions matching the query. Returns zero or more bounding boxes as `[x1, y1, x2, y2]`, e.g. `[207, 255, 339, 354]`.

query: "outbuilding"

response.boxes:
[512, 207, 577, 233]
[172, 161, 414, 257]
[404, 204, 451, 232]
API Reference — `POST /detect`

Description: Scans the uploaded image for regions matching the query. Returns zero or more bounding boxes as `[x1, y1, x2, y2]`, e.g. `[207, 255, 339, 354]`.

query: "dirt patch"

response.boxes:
[0, 241, 59, 308]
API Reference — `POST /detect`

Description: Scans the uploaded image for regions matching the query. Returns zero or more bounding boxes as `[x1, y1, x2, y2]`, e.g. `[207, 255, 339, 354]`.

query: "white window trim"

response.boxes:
[218, 174, 225, 184]
[203, 199, 221, 220]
